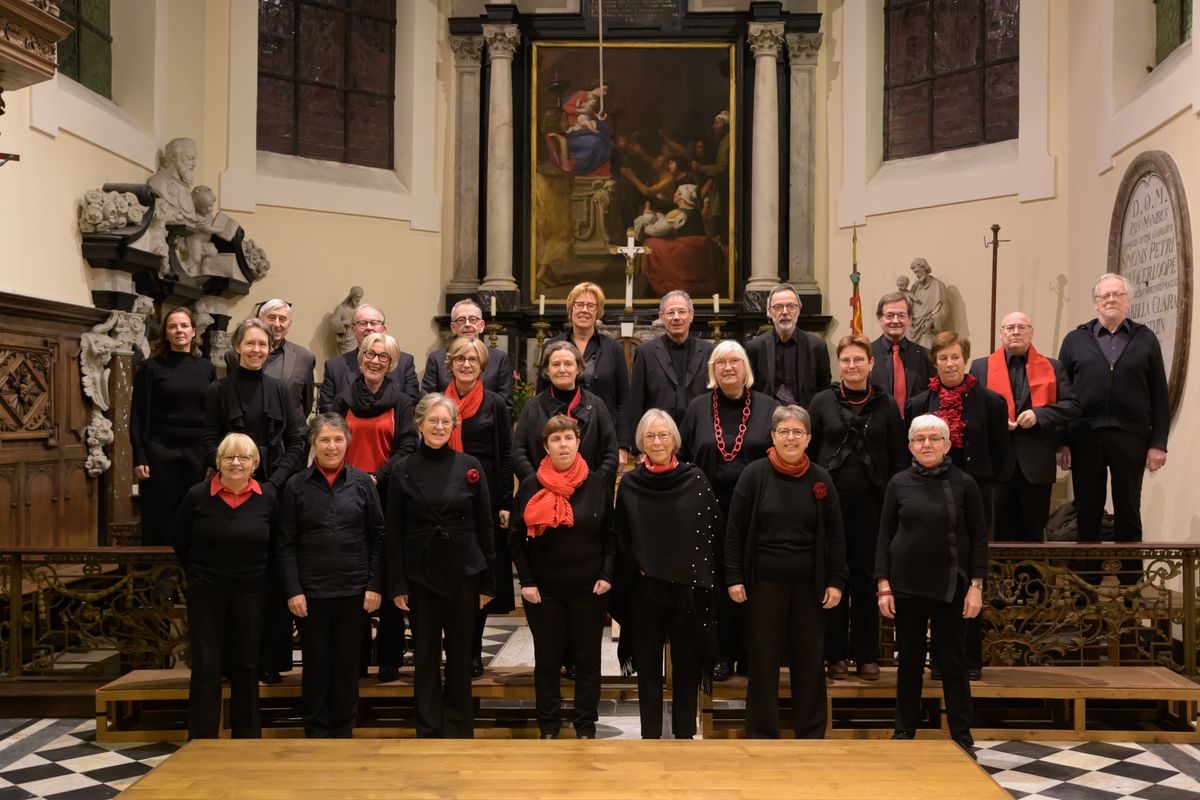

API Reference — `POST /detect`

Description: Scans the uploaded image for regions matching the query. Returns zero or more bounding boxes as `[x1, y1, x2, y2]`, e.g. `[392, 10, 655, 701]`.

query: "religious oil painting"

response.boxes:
[530, 42, 736, 305]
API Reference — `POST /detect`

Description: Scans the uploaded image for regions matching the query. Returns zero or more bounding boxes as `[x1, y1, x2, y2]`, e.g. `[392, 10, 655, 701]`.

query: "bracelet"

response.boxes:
[875, 590, 893, 597]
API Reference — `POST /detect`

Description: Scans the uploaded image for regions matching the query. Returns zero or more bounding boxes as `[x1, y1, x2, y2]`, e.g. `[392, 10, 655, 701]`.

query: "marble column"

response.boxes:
[448, 36, 484, 294]
[746, 21, 786, 302]
[480, 24, 521, 293]
[787, 32, 823, 295]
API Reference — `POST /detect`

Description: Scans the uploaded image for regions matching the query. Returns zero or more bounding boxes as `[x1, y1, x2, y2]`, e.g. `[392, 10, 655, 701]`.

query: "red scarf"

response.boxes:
[562, 386, 583, 421]
[317, 461, 343, 487]
[523, 453, 590, 537]
[446, 379, 484, 452]
[767, 447, 810, 477]
[642, 454, 679, 474]
[930, 373, 977, 449]
[985, 345, 1057, 421]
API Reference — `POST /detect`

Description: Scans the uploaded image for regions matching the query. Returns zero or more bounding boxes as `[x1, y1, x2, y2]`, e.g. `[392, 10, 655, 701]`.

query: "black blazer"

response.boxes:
[318, 349, 419, 412]
[905, 381, 1013, 483]
[537, 332, 631, 447]
[202, 370, 305, 492]
[513, 388, 619, 485]
[969, 353, 1080, 485]
[421, 346, 513, 407]
[744, 329, 831, 408]
[870, 335, 932, 406]
[225, 339, 316, 422]
[628, 334, 714, 441]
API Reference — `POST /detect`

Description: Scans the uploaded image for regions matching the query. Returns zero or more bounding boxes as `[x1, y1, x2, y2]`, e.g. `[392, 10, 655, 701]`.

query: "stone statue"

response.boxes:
[78, 189, 148, 233]
[908, 257, 949, 348]
[242, 238, 271, 279]
[79, 304, 155, 475]
[331, 286, 364, 354]
[84, 410, 114, 477]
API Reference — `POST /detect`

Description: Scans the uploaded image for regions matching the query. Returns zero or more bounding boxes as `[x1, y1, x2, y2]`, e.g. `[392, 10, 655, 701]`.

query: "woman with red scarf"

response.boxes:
[724, 405, 847, 738]
[510, 415, 615, 739]
[442, 337, 513, 677]
[904, 330, 1010, 680]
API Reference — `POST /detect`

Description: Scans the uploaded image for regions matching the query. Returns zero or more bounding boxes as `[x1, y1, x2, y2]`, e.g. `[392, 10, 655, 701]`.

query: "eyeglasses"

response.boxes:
[220, 454, 254, 463]
[362, 351, 391, 362]
[713, 359, 742, 369]
[911, 435, 945, 445]
[353, 319, 385, 330]
[452, 355, 480, 365]
[769, 303, 800, 313]
[881, 313, 909, 321]
[425, 418, 454, 429]
[774, 428, 810, 439]
[838, 356, 869, 366]
[263, 313, 290, 324]
[1000, 324, 1032, 333]
[643, 432, 673, 443]
[451, 315, 483, 326]
[572, 302, 598, 312]
[1096, 291, 1127, 301]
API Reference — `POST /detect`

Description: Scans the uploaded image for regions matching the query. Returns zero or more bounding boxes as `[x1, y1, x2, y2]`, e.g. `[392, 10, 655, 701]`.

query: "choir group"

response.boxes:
[135, 272, 1167, 751]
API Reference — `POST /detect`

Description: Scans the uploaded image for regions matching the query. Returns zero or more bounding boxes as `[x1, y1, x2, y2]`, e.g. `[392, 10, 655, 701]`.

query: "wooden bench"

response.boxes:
[96, 667, 641, 742]
[701, 666, 1200, 742]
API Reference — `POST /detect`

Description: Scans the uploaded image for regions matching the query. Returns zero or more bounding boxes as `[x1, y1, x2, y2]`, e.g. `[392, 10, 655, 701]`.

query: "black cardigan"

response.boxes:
[513, 388, 619, 484]
[537, 331, 632, 447]
[130, 352, 215, 464]
[170, 482, 276, 593]
[678, 390, 779, 507]
[203, 368, 305, 492]
[277, 463, 385, 600]
[808, 383, 908, 492]
[905, 380, 1012, 483]
[875, 464, 988, 603]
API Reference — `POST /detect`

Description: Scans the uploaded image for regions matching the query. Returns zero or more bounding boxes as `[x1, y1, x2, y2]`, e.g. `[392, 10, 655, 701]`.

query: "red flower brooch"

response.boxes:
[813, 482, 828, 500]
[466, 468, 480, 485]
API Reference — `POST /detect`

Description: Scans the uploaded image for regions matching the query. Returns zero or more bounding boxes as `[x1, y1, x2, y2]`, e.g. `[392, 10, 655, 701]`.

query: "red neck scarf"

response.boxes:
[767, 447, 810, 477]
[930, 373, 977, 449]
[643, 454, 679, 474]
[446, 379, 484, 452]
[523, 453, 590, 537]
[317, 461, 343, 487]
[985, 345, 1057, 421]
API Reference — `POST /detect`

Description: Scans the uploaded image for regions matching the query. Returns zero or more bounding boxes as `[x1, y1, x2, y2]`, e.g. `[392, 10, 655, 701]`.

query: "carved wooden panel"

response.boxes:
[0, 466, 16, 537]
[0, 342, 56, 442]
[24, 462, 57, 547]
[61, 459, 96, 549]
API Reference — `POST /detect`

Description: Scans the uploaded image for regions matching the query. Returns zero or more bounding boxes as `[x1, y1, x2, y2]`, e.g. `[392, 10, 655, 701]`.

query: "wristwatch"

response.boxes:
[970, 580, 984, 590]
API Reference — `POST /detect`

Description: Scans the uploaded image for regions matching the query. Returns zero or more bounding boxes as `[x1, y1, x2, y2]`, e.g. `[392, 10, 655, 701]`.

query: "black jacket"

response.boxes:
[319, 349, 420, 412]
[225, 339, 316, 422]
[421, 346, 513, 408]
[203, 370, 305, 492]
[905, 380, 1012, 483]
[628, 334, 714, 441]
[277, 463, 385, 600]
[537, 332, 631, 447]
[1057, 319, 1170, 450]
[870, 335, 932, 409]
[969, 352, 1080, 484]
[808, 383, 908, 491]
[513, 388, 619, 484]
[744, 329, 831, 408]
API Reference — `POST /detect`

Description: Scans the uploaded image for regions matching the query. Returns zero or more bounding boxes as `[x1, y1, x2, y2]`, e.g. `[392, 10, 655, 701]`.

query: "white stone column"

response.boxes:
[448, 36, 484, 293]
[480, 24, 521, 293]
[746, 21, 786, 297]
[786, 32, 823, 294]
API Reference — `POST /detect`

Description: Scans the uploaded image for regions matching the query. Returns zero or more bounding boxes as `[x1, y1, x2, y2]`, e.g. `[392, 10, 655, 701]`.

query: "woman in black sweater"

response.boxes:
[616, 409, 720, 739]
[203, 317, 305, 683]
[278, 413, 384, 738]
[876, 414, 986, 755]
[725, 405, 847, 739]
[386, 393, 494, 738]
[131, 307, 214, 546]
[172, 432, 277, 739]
[808, 334, 907, 681]
[515, 341, 619, 485]
[678, 339, 778, 680]
[510, 415, 615, 739]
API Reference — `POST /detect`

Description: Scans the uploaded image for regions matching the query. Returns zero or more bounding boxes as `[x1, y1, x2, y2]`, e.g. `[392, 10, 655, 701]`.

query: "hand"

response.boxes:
[287, 594, 308, 618]
[822, 586, 843, 609]
[1146, 447, 1167, 472]
[521, 586, 542, 605]
[728, 584, 747, 603]
[1015, 409, 1038, 429]
[394, 594, 409, 611]
[134, 465, 150, 480]
[1056, 446, 1071, 471]
[963, 586, 983, 619]
[498, 510, 510, 528]
[363, 591, 381, 614]
[618, 448, 629, 467]
[479, 594, 493, 610]
[593, 580, 611, 596]
[1007, 419, 1018, 432]
[370, 474, 378, 485]
[878, 593, 896, 619]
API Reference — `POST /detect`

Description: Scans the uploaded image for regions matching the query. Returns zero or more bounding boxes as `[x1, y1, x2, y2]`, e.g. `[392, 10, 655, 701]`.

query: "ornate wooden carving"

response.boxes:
[0, 0, 72, 95]
[0, 342, 55, 441]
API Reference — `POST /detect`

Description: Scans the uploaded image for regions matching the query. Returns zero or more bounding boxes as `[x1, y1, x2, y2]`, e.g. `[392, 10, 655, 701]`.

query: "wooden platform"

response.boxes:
[702, 666, 1200, 742]
[116, 739, 1007, 800]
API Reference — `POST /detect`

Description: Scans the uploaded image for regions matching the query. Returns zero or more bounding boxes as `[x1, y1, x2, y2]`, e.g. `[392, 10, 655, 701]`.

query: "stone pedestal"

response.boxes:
[745, 21, 786, 304]
[448, 36, 484, 294]
[787, 32, 823, 301]
[480, 24, 520, 294]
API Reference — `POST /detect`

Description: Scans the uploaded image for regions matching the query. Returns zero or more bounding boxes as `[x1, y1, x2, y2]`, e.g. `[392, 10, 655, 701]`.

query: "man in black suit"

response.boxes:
[869, 291, 932, 419]
[969, 311, 1079, 541]
[224, 299, 316, 423]
[420, 299, 513, 406]
[627, 290, 714, 442]
[317, 303, 420, 411]
[744, 284, 830, 409]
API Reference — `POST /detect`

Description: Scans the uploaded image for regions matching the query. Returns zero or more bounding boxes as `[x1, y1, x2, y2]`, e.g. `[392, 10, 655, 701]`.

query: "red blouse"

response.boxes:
[345, 410, 394, 472]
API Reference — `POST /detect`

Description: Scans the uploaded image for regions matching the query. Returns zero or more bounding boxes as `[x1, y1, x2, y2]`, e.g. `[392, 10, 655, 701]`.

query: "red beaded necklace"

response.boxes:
[839, 383, 873, 406]
[712, 390, 751, 462]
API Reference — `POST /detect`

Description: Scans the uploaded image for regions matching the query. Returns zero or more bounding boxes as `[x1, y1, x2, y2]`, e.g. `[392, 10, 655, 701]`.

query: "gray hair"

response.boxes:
[414, 392, 459, 431]
[353, 303, 386, 324]
[907, 413, 951, 442]
[258, 299, 291, 320]
[1092, 273, 1135, 300]
[634, 408, 682, 454]
[308, 412, 351, 446]
[658, 289, 694, 316]
[705, 340, 755, 391]
[767, 284, 801, 310]
[231, 317, 271, 349]
[771, 404, 810, 432]
[450, 298, 482, 319]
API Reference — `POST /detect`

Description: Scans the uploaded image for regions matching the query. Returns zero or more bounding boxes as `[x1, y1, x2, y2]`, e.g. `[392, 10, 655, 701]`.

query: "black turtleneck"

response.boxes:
[412, 440, 455, 507]
[131, 350, 215, 463]
[549, 383, 578, 409]
[233, 365, 265, 441]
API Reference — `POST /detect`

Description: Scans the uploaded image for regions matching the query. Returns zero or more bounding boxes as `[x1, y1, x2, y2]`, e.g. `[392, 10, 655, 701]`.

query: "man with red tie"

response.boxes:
[868, 292, 932, 418]
[969, 312, 1079, 540]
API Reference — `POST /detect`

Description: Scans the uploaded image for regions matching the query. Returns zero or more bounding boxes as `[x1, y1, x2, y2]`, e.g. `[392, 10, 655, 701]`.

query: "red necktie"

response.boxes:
[892, 343, 907, 418]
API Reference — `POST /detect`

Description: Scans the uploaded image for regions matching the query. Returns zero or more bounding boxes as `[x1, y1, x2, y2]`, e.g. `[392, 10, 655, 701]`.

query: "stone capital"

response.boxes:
[747, 21, 786, 59]
[482, 24, 520, 60]
[450, 35, 484, 68]
[786, 32, 823, 66]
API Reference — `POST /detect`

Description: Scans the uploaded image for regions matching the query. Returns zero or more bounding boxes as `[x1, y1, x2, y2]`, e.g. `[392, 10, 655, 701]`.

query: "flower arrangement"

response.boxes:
[512, 369, 535, 424]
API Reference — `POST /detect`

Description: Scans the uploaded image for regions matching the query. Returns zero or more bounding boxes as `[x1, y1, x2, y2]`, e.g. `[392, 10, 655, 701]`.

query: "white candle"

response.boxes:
[490, 296, 497, 318]
[712, 294, 720, 314]
[538, 295, 545, 317]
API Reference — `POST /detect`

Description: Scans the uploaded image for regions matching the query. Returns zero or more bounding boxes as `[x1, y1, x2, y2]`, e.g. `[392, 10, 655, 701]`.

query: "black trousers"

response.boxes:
[825, 488, 882, 665]
[410, 576, 479, 738]
[745, 578, 827, 739]
[994, 469, 1053, 542]
[524, 590, 608, 737]
[629, 577, 701, 739]
[186, 577, 263, 739]
[894, 591, 973, 744]
[1071, 428, 1147, 583]
[715, 544, 746, 665]
[259, 571, 294, 674]
[139, 439, 205, 546]
[299, 595, 365, 738]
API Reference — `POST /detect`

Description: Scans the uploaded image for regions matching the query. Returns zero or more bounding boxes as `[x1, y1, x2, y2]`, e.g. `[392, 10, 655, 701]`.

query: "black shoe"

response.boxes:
[577, 732, 595, 739]
[956, 739, 977, 760]
[929, 668, 943, 681]
[711, 657, 733, 682]
[540, 731, 559, 740]
[471, 656, 484, 678]
[967, 668, 982, 681]
[891, 731, 915, 740]
[259, 671, 281, 685]
[378, 666, 399, 683]
[563, 664, 577, 680]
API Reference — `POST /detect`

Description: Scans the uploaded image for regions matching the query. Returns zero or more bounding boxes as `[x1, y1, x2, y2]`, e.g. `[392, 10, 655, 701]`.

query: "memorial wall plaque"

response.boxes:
[584, 0, 684, 32]
[1108, 150, 1193, 417]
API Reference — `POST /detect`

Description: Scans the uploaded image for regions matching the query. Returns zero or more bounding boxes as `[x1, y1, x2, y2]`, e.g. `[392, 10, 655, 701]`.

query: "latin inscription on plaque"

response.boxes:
[586, 0, 683, 31]
[1121, 174, 1180, 377]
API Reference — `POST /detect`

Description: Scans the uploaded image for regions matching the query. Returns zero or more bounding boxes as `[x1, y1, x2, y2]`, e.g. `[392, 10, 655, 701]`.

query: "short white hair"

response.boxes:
[1092, 273, 1134, 299]
[907, 414, 950, 442]
[634, 408, 682, 454]
[258, 299, 291, 319]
